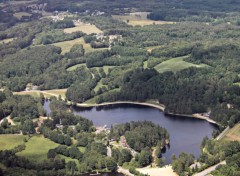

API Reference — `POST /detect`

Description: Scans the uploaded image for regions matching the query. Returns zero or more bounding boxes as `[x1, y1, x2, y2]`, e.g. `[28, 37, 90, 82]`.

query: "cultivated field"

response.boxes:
[52, 37, 104, 54]
[17, 135, 59, 162]
[113, 12, 175, 26]
[64, 21, 102, 35]
[0, 135, 25, 151]
[154, 56, 208, 73]
[222, 123, 240, 142]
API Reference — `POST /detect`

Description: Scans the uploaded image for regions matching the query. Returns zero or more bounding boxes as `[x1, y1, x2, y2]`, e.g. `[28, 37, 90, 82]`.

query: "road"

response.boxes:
[107, 146, 112, 157]
[193, 161, 226, 176]
[117, 166, 134, 176]
[216, 127, 229, 140]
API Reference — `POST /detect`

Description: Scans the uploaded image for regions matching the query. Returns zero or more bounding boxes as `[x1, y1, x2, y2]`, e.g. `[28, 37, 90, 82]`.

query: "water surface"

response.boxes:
[44, 101, 217, 164]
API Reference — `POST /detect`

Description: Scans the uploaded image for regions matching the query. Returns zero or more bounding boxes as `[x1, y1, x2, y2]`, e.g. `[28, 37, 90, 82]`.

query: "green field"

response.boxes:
[222, 123, 240, 142]
[17, 135, 59, 162]
[64, 22, 102, 35]
[154, 56, 208, 73]
[112, 12, 175, 26]
[0, 135, 26, 151]
[52, 37, 105, 54]
[67, 63, 87, 72]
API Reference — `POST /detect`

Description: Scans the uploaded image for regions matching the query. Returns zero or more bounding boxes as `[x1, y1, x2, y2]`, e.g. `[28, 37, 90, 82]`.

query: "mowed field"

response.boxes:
[52, 37, 105, 54]
[64, 22, 102, 35]
[154, 56, 208, 73]
[222, 123, 240, 142]
[0, 135, 25, 151]
[113, 12, 175, 26]
[17, 135, 59, 162]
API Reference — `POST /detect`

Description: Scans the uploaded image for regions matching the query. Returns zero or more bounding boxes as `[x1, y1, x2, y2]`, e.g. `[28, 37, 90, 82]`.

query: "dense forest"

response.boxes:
[1, 0, 240, 175]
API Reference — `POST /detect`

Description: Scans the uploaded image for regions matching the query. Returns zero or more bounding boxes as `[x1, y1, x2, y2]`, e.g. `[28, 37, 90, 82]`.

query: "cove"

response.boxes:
[44, 101, 217, 164]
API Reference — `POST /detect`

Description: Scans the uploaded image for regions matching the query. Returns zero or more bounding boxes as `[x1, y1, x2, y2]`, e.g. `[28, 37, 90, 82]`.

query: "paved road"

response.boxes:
[193, 161, 226, 176]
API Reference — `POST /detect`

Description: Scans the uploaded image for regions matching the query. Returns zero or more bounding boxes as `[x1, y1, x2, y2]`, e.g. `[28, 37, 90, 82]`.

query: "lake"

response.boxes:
[44, 101, 217, 164]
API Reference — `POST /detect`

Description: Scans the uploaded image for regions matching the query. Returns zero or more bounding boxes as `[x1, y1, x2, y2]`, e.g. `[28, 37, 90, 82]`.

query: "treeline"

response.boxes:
[41, 31, 84, 45]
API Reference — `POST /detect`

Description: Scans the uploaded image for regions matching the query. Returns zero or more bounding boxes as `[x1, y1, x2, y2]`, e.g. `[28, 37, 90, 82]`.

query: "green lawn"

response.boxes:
[154, 56, 208, 73]
[0, 135, 26, 151]
[67, 63, 87, 72]
[17, 135, 59, 162]
[58, 154, 80, 167]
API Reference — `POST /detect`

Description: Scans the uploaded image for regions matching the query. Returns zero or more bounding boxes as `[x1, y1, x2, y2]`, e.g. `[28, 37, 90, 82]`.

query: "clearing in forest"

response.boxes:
[222, 123, 240, 142]
[67, 63, 87, 72]
[52, 37, 105, 54]
[13, 12, 32, 19]
[17, 135, 59, 162]
[0, 135, 25, 151]
[154, 56, 208, 73]
[0, 38, 15, 44]
[64, 21, 102, 35]
[113, 12, 175, 26]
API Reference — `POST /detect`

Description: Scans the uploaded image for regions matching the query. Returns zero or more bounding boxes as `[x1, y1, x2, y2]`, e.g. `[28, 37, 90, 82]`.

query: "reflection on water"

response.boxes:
[44, 101, 217, 164]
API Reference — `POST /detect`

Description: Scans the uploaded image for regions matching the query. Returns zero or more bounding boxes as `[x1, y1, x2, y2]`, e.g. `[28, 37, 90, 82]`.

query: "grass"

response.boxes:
[0, 135, 26, 151]
[84, 88, 120, 104]
[154, 56, 208, 73]
[58, 154, 80, 167]
[13, 12, 31, 19]
[143, 61, 148, 69]
[17, 135, 59, 162]
[94, 79, 104, 92]
[78, 147, 86, 153]
[43, 89, 67, 99]
[13, 91, 41, 98]
[67, 63, 87, 72]
[0, 38, 15, 44]
[222, 123, 240, 142]
[52, 37, 104, 54]
[112, 12, 175, 26]
[64, 22, 102, 35]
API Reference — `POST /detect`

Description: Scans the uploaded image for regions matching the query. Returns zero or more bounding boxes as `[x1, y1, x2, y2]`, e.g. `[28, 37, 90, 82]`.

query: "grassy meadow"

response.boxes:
[222, 123, 240, 142]
[0, 38, 15, 44]
[67, 63, 87, 72]
[113, 12, 175, 26]
[64, 22, 102, 35]
[154, 56, 208, 73]
[52, 37, 105, 54]
[13, 12, 32, 19]
[0, 135, 26, 151]
[17, 135, 59, 162]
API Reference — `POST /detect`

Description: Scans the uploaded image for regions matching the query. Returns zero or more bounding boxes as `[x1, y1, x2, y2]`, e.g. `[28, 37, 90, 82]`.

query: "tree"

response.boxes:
[21, 119, 35, 135]
[105, 157, 117, 172]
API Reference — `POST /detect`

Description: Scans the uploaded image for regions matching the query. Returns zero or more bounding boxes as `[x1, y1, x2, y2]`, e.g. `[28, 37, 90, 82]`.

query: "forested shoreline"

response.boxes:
[1, 0, 240, 175]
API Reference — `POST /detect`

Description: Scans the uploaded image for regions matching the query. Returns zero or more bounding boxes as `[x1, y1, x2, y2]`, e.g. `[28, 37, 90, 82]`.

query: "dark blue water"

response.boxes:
[44, 101, 217, 164]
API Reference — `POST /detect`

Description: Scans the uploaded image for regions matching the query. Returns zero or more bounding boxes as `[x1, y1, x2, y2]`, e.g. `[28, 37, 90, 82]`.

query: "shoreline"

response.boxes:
[73, 101, 218, 125]
[14, 90, 219, 125]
